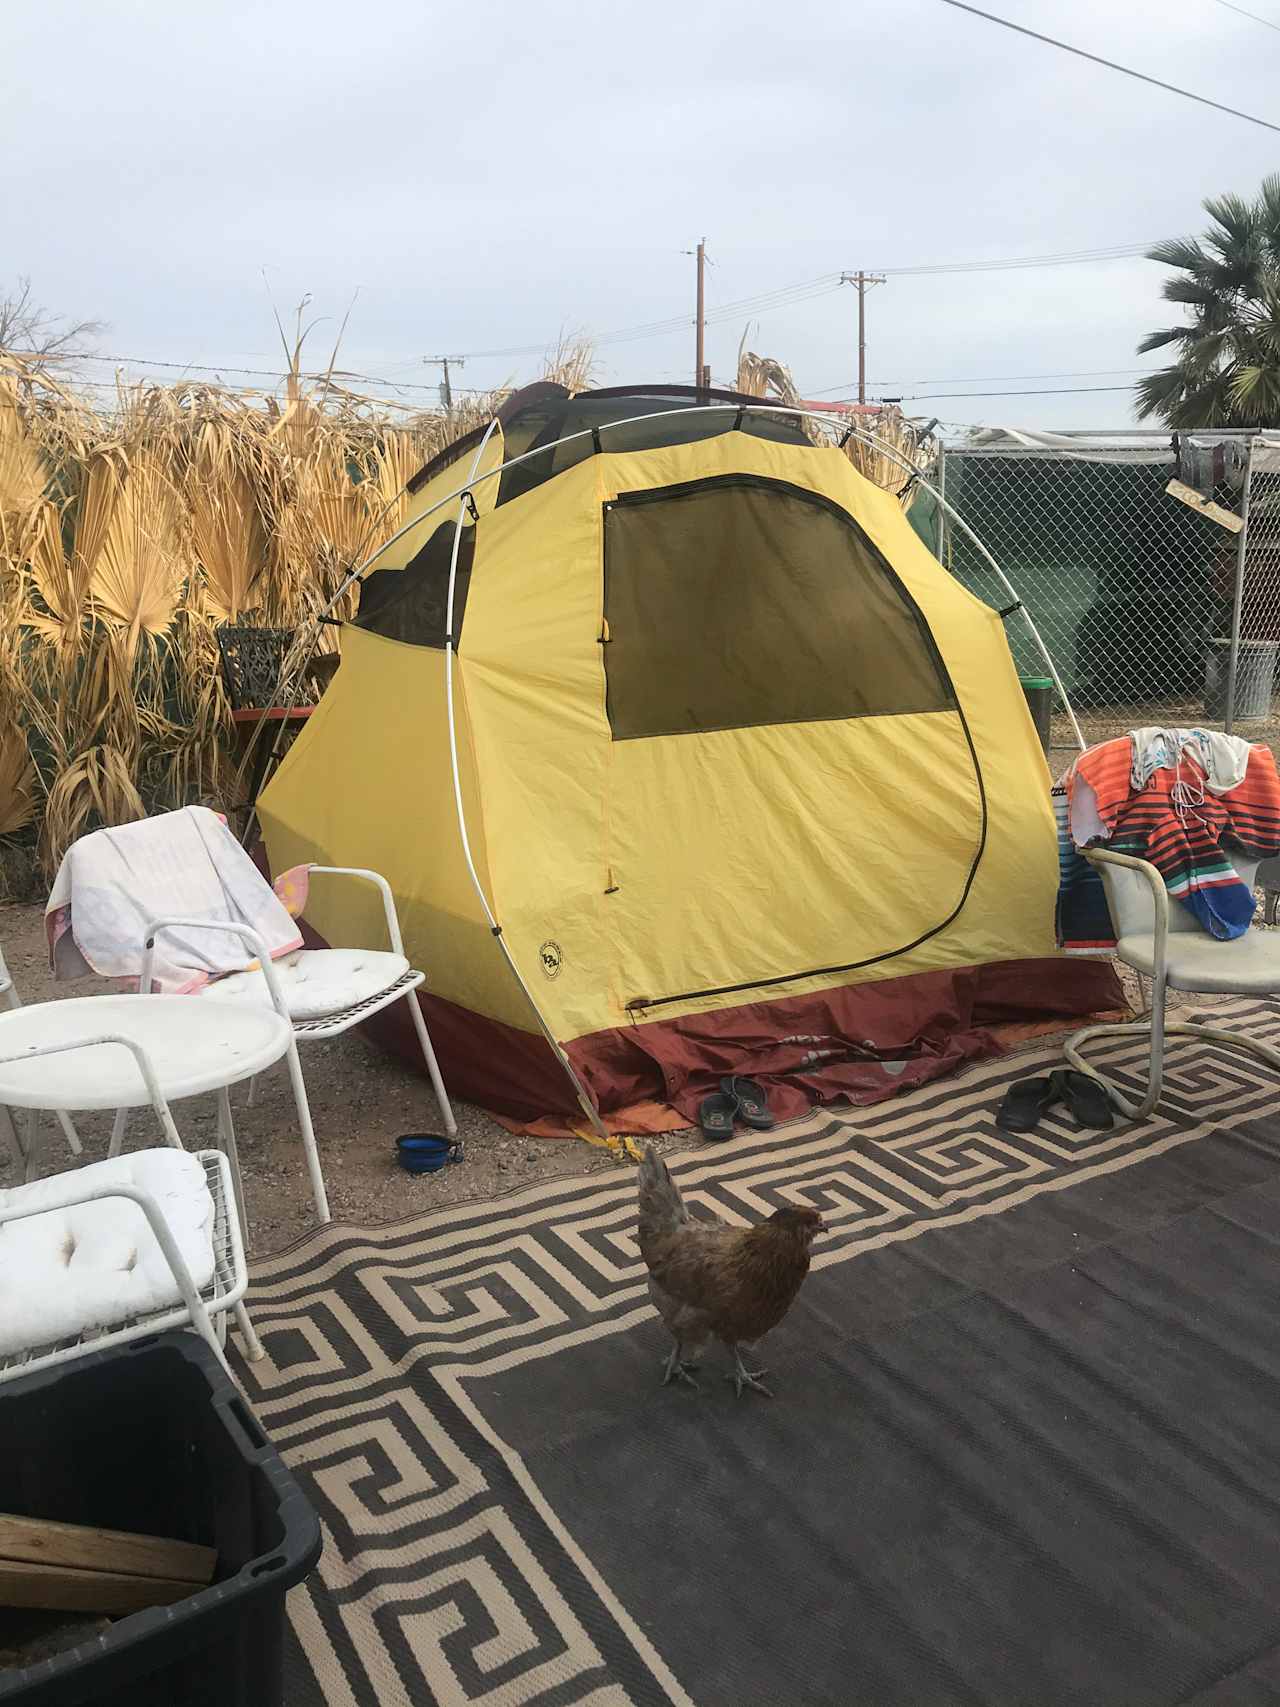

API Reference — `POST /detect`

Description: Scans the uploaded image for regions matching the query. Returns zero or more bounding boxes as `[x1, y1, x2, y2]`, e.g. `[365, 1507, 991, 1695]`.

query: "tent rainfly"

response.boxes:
[258, 383, 1118, 1138]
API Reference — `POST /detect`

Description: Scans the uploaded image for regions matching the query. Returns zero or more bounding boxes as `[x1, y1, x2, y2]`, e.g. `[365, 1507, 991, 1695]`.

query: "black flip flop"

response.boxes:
[699, 1091, 738, 1142]
[721, 1076, 775, 1131]
[995, 1075, 1058, 1133]
[1049, 1068, 1115, 1130]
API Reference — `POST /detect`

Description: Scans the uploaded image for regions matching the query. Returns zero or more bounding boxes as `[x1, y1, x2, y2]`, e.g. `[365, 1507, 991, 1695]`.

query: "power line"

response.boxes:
[457, 274, 844, 359]
[48, 240, 1161, 384]
[940, 0, 1280, 133]
[1210, 0, 1280, 32]
[66, 352, 500, 395]
[879, 242, 1151, 277]
[876, 383, 1135, 402]
[453, 242, 1156, 358]
[809, 365, 1153, 394]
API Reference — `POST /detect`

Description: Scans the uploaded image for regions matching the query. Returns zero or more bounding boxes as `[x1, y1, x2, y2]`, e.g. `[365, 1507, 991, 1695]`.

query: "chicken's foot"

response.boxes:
[726, 1346, 773, 1399]
[661, 1344, 700, 1390]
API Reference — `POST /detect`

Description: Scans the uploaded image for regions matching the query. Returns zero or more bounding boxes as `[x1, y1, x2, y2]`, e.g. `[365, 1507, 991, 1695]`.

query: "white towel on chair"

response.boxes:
[46, 806, 303, 993]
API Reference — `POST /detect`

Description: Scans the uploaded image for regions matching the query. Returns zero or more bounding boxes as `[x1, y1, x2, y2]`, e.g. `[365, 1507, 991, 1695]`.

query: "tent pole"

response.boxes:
[440, 422, 614, 1144]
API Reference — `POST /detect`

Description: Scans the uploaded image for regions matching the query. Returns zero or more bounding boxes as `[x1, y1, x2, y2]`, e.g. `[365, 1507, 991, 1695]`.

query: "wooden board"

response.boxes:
[1165, 477, 1244, 533]
[0, 1513, 215, 1585]
[0, 1559, 203, 1616]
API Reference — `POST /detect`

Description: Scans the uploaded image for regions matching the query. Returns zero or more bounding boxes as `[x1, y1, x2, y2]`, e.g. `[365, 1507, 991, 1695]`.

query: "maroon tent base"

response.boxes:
[361, 957, 1125, 1135]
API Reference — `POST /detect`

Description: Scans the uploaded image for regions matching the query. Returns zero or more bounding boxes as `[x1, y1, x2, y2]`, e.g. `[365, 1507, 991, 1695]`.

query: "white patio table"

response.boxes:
[0, 993, 291, 1237]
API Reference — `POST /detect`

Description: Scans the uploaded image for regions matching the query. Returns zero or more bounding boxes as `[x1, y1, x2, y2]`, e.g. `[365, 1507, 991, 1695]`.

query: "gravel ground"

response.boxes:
[0, 901, 686, 1256]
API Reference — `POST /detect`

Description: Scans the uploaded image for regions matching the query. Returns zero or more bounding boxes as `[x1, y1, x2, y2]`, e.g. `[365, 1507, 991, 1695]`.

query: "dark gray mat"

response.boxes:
[238, 1001, 1280, 1705]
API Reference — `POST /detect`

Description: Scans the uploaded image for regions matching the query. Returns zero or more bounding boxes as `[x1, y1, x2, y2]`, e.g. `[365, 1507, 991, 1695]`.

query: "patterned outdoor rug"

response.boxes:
[238, 999, 1280, 1706]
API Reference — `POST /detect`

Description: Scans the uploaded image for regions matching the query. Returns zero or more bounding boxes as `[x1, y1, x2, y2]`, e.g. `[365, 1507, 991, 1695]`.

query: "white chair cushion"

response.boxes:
[197, 947, 411, 1022]
[1116, 928, 1280, 995]
[0, 1150, 214, 1358]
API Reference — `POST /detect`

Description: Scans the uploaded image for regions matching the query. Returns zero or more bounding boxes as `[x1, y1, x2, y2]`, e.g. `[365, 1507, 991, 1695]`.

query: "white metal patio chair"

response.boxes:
[1064, 848, 1280, 1120]
[0, 939, 82, 1162]
[0, 1029, 261, 1382]
[132, 867, 455, 1224]
[0, 1148, 258, 1386]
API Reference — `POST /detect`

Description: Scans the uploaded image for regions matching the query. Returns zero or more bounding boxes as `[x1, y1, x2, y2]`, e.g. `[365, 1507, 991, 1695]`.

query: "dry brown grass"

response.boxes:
[0, 339, 531, 886]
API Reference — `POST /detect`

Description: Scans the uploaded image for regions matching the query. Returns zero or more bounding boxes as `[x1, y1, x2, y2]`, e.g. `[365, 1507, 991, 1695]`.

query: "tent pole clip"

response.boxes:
[490, 924, 503, 938]
[998, 600, 1023, 619]
[604, 885, 619, 895]
[462, 491, 480, 522]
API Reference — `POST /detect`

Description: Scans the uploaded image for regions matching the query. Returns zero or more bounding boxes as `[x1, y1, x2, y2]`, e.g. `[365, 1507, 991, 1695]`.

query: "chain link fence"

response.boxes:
[922, 433, 1280, 766]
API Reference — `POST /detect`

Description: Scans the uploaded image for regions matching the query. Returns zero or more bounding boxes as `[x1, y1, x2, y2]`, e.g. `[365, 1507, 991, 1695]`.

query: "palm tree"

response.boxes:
[1136, 174, 1280, 428]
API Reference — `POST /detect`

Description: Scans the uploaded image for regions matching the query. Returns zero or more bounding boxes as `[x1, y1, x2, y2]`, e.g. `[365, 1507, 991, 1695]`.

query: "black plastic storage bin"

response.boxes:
[0, 1332, 321, 1706]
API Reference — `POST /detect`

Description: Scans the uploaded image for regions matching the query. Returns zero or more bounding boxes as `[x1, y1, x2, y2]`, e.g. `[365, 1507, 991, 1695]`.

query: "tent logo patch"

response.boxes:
[539, 940, 564, 979]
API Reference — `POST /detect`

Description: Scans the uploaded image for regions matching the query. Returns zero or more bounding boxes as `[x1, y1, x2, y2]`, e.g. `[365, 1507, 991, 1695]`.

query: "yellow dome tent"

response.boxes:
[257, 384, 1116, 1136]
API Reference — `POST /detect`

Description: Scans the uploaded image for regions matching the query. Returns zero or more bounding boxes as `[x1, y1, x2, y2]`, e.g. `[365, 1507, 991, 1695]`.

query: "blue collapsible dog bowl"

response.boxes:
[395, 1134, 462, 1175]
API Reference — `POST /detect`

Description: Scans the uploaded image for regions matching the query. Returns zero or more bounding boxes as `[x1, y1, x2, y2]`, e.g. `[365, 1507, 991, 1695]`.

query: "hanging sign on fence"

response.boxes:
[1164, 478, 1244, 533]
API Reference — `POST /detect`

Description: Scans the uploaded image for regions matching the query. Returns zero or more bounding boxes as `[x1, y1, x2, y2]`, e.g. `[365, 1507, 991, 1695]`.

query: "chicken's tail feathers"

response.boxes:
[637, 1144, 688, 1226]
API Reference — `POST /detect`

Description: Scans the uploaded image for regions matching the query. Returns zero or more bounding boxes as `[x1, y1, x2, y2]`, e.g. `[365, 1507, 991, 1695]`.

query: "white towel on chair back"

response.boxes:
[46, 806, 303, 993]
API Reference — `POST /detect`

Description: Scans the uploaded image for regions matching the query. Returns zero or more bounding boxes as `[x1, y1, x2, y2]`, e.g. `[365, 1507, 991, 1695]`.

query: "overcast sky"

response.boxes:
[5, 0, 1279, 430]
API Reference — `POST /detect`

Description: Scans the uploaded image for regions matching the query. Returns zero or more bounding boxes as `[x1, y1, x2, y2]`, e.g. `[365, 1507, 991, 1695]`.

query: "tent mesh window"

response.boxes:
[602, 475, 955, 740]
[498, 392, 810, 509]
[355, 520, 476, 647]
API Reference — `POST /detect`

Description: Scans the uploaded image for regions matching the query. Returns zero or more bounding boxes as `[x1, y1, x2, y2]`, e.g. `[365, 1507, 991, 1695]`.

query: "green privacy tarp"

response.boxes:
[939, 453, 1227, 704]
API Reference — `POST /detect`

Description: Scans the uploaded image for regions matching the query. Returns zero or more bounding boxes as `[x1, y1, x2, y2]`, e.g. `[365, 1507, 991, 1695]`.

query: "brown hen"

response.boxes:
[636, 1146, 824, 1398]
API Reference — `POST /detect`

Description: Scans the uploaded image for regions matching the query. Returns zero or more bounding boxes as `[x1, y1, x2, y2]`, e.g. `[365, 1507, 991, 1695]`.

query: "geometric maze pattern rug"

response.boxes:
[238, 999, 1280, 1706]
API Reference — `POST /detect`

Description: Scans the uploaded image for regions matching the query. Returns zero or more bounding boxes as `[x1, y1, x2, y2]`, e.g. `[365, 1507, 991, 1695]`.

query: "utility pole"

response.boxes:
[839, 271, 886, 404]
[695, 239, 706, 390]
[425, 354, 465, 411]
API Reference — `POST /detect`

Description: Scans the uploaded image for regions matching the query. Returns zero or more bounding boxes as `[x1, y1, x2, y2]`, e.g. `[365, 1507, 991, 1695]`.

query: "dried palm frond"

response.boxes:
[0, 634, 34, 837]
[186, 417, 269, 620]
[0, 726, 35, 835]
[0, 377, 48, 547]
[736, 330, 936, 493]
[363, 429, 436, 543]
[27, 448, 127, 635]
[540, 334, 596, 397]
[736, 338, 805, 411]
[39, 742, 144, 870]
[842, 404, 937, 494]
[88, 452, 186, 640]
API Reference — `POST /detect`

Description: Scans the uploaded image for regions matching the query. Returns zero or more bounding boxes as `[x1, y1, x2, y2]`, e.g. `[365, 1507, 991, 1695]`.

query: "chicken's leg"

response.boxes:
[661, 1343, 700, 1390]
[726, 1345, 773, 1399]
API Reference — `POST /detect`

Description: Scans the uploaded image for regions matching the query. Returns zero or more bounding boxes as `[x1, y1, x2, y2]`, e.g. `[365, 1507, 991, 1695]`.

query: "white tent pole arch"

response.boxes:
[439, 423, 613, 1143]
[251, 401, 1081, 1134]
[832, 424, 1085, 753]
